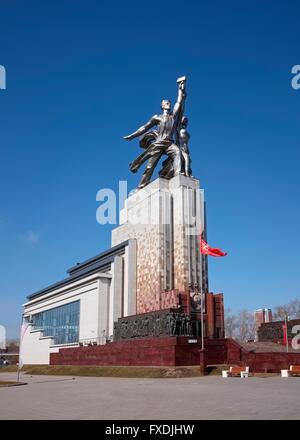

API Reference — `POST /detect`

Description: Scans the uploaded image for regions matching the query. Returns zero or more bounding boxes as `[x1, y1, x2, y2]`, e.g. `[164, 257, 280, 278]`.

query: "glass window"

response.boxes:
[32, 301, 80, 345]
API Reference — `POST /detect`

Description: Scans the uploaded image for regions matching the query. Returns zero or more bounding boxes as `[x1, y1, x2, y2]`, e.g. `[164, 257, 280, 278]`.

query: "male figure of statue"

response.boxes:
[159, 115, 192, 178]
[123, 77, 187, 189]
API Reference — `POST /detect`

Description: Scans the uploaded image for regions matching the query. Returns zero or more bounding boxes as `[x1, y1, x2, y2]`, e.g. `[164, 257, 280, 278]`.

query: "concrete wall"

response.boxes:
[20, 328, 55, 365]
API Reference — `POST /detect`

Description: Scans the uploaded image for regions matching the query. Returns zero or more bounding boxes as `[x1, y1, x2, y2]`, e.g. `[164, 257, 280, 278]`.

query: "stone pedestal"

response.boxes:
[111, 175, 208, 314]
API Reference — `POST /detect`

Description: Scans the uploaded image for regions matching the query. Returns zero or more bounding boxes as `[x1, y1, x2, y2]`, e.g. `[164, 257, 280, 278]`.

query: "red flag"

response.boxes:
[200, 238, 228, 257]
[282, 324, 287, 345]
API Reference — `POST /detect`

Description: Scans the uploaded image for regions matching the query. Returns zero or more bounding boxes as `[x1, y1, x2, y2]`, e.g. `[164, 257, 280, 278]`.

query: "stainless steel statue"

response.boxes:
[159, 115, 192, 179]
[124, 76, 192, 189]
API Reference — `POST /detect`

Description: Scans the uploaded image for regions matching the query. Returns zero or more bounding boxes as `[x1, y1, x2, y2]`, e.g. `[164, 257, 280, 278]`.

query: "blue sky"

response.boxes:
[0, 0, 299, 338]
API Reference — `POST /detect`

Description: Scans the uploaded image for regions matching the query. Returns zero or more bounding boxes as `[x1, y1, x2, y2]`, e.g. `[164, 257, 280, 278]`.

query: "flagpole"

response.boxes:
[199, 241, 204, 351]
[199, 192, 205, 352]
[17, 313, 24, 383]
[200, 284, 204, 351]
[17, 313, 29, 383]
[198, 243, 206, 374]
[285, 315, 289, 353]
[17, 364, 21, 383]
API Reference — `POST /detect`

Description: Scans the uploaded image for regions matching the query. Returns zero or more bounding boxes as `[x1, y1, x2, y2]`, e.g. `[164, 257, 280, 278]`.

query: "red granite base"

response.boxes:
[226, 338, 300, 372]
[50, 337, 204, 367]
[50, 337, 300, 372]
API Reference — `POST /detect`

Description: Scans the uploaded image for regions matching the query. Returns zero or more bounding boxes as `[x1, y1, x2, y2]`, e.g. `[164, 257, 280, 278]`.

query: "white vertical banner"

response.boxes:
[18, 316, 29, 371]
[0, 325, 6, 350]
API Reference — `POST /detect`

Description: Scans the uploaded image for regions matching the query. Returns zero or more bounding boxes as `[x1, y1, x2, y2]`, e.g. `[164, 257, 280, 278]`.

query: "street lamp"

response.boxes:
[197, 284, 205, 352]
[189, 282, 206, 374]
[189, 283, 205, 350]
[196, 283, 206, 374]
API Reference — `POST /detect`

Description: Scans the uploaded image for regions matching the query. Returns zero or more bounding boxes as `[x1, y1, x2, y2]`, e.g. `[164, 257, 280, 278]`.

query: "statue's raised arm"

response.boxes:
[173, 76, 187, 118]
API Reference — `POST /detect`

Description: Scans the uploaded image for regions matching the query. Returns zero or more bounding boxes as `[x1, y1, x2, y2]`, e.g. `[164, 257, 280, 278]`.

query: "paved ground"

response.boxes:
[0, 372, 299, 420]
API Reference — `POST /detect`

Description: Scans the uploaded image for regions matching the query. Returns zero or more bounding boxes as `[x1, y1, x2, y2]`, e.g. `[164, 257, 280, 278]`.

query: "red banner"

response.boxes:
[200, 238, 227, 257]
[282, 324, 287, 345]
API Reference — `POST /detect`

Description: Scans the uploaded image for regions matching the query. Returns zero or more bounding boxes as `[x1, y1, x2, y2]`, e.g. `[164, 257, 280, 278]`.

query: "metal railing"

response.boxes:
[78, 337, 111, 346]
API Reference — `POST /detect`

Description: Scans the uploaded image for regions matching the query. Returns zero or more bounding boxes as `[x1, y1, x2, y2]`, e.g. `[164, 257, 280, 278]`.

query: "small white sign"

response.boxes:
[188, 339, 198, 344]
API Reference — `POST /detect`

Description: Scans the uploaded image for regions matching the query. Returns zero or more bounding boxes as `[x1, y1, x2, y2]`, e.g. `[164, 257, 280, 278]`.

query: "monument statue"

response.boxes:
[123, 76, 192, 189]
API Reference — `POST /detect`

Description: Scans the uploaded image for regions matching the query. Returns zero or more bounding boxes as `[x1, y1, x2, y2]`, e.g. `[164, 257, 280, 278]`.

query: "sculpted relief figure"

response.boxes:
[124, 76, 192, 189]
